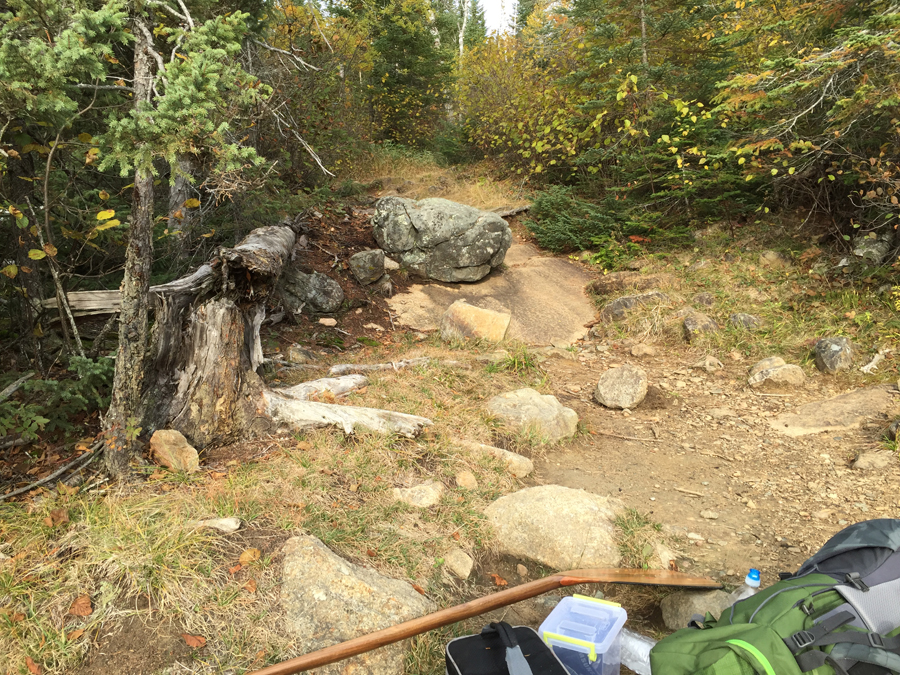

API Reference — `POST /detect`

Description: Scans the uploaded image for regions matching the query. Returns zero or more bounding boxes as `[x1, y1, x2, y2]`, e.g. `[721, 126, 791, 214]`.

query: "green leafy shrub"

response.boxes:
[525, 185, 620, 252]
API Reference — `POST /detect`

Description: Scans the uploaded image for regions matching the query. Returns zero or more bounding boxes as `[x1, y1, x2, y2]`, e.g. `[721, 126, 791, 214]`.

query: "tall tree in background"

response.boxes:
[463, 0, 487, 50]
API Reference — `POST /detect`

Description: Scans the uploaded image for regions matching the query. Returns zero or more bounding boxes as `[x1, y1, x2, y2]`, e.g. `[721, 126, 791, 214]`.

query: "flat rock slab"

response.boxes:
[770, 385, 897, 437]
[281, 535, 435, 675]
[387, 243, 595, 345]
[486, 388, 578, 443]
[485, 485, 624, 569]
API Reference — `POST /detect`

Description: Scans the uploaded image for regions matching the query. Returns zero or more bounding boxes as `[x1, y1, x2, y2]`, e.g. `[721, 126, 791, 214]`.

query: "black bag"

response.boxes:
[445, 621, 569, 675]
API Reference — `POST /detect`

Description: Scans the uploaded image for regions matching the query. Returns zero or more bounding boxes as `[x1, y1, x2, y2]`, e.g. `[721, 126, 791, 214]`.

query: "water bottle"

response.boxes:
[729, 568, 761, 604]
[620, 627, 656, 675]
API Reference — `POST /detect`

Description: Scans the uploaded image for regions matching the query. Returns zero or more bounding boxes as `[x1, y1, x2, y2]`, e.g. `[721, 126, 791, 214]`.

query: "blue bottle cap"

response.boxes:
[748, 569, 761, 583]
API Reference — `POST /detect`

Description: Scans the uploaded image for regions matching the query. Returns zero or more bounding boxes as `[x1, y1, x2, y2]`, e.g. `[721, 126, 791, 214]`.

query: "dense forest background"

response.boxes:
[0, 0, 898, 449]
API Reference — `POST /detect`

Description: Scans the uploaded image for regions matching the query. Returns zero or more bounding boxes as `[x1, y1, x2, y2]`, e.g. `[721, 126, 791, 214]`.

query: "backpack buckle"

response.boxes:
[868, 633, 885, 649]
[800, 601, 815, 616]
[845, 572, 870, 592]
[791, 630, 817, 650]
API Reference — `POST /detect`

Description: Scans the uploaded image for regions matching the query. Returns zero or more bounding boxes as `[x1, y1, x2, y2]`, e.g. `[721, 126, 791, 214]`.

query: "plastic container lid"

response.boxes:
[538, 595, 628, 663]
[746, 569, 761, 588]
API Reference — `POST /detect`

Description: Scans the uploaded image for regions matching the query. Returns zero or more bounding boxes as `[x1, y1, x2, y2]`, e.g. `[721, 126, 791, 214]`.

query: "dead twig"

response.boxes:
[674, 486, 704, 498]
[0, 372, 34, 405]
[0, 442, 101, 501]
[594, 431, 662, 443]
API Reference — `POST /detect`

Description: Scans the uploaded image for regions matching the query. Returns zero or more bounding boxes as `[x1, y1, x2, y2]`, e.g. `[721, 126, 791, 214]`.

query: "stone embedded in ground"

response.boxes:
[730, 313, 762, 330]
[463, 441, 534, 478]
[631, 343, 658, 357]
[279, 269, 344, 314]
[654, 542, 678, 570]
[384, 257, 401, 271]
[486, 389, 578, 443]
[815, 336, 854, 374]
[770, 385, 895, 437]
[440, 299, 511, 343]
[689, 260, 710, 272]
[392, 481, 445, 508]
[587, 272, 673, 295]
[708, 408, 735, 420]
[281, 535, 435, 675]
[194, 517, 242, 533]
[372, 196, 512, 283]
[599, 291, 669, 322]
[455, 470, 478, 490]
[150, 430, 200, 473]
[749, 356, 786, 378]
[693, 355, 724, 373]
[594, 364, 649, 410]
[759, 250, 791, 268]
[693, 292, 715, 306]
[444, 548, 474, 580]
[286, 344, 318, 364]
[370, 274, 393, 297]
[683, 312, 718, 342]
[853, 452, 894, 471]
[348, 250, 385, 286]
[887, 419, 900, 442]
[319, 317, 337, 327]
[484, 485, 624, 569]
[700, 510, 719, 520]
[532, 346, 576, 362]
[660, 590, 732, 630]
[517, 564, 529, 577]
[748, 364, 806, 388]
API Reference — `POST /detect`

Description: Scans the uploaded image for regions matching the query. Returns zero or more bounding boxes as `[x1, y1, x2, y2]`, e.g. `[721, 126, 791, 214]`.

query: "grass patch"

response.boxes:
[614, 508, 663, 570]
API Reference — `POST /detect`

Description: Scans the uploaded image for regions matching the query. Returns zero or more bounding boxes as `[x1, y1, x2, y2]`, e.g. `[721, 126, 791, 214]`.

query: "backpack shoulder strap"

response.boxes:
[482, 622, 533, 675]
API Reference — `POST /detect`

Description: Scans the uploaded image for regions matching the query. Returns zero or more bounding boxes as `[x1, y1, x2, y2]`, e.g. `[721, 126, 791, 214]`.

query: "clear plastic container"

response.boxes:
[539, 594, 628, 675]
[620, 628, 656, 675]
[729, 568, 761, 604]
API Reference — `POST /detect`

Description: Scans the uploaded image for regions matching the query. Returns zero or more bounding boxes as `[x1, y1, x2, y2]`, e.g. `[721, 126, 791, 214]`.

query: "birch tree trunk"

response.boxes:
[105, 19, 156, 477]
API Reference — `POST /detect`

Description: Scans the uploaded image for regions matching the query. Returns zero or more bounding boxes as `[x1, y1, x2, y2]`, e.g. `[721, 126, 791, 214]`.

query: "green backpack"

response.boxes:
[650, 519, 900, 675]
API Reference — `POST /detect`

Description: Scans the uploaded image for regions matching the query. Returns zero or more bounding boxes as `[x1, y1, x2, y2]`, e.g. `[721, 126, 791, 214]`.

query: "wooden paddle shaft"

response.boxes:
[249, 568, 719, 675]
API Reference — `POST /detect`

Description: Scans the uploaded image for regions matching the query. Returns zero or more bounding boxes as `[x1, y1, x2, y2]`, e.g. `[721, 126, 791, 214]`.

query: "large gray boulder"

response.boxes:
[815, 336, 854, 374]
[281, 535, 435, 675]
[594, 364, 648, 409]
[373, 196, 512, 282]
[485, 485, 624, 569]
[280, 268, 344, 314]
[486, 388, 578, 443]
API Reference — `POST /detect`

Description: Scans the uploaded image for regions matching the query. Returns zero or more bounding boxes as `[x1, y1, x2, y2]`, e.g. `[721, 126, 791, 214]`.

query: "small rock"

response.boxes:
[683, 313, 718, 342]
[455, 470, 478, 490]
[788, 546, 802, 554]
[853, 452, 893, 471]
[708, 408, 735, 419]
[815, 337, 854, 374]
[728, 350, 744, 361]
[392, 481, 445, 508]
[661, 590, 732, 630]
[730, 313, 762, 330]
[654, 542, 678, 570]
[440, 300, 511, 343]
[693, 292, 715, 306]
[486, 389, 578, 443]
[700, 510, 719, 520]
[517, 564, 529, 577]
[464, 441, 534, 478]
[693, 355, 724, 372]
[748, 364, 805, 388]
[444, 548, 474, 580]
[759, 250, 791, 268]
[384, 257, 401, 271]
[195, 517, 242, 533]
[746, 499, 757, 509]
[885, 419, 900, 442]
[150, 430, 200, 473]
[286, 344, 318, 364]
[370, 273, 394, 297]
[749, 357, 786, 378]
[319, 318, 337, 327]
[594, 364, 649, 410]
[689, 260, 711, 272]
[631, 343, 658, 357]
[280, 269, 344, 314]
[364, 323, 385, 332]
[349, 250, 385, 286]
[600, 291, 670, 322]
[813, 509, 834, 521]
[687, 532, 705, 541]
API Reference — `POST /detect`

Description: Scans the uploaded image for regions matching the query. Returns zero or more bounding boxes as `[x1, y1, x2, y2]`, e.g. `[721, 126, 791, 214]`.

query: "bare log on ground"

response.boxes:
[137, 225, 431, 450]
[263, 390, 431, 437]
[276, 375, 369, 400]
[327, 358, 467, 377]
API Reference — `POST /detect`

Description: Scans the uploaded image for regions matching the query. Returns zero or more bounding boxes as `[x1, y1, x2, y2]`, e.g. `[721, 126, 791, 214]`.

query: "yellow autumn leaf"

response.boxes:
[183, 198, 201, 208]
[1, 265, 18, 279]
[43, 243, 57, 257]
[97, 209, 115, 221]
[78, 133, 92, 143]
[96, 219, 121, 231]
[99, 190, 109, 200]
[28, 249, 47, 260]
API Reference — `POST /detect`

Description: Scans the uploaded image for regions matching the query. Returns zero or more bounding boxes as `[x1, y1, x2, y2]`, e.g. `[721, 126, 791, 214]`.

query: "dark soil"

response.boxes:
[72, 614, 194, 675]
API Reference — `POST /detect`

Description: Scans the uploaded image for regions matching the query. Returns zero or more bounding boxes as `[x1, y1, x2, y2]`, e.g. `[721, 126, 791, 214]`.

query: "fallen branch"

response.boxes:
[494, 205, 531, 218]
[263, 391, 432, 438]
[674, 486, 704, 498]
[861, 348, 892, 374]
[275, 375, 369, 401]
[594, 430, 661, 443]
[0, 438, 28, 451]
[0, 443, 100, 502]
[0, 372, 34, 405]
[328, 358, 467, 377]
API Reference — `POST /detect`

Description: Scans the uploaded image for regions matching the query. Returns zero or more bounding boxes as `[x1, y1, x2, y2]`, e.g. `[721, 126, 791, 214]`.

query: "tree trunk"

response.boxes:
[167, 153, 197, 260]
[104, 20, 155, 477]
[640, 0, 649, 66]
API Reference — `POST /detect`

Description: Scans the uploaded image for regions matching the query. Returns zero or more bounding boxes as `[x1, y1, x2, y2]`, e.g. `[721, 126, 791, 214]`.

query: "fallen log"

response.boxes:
[276, 375, 369, 400]
[327, 358, 467, 377]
